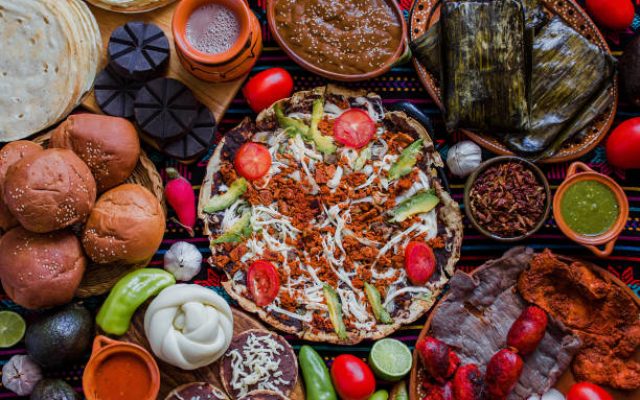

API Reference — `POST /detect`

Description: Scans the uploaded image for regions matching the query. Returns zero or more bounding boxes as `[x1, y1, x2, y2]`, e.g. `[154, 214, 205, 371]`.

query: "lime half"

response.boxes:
[369, 338, 412, 381]
[0, 311, 26, 348]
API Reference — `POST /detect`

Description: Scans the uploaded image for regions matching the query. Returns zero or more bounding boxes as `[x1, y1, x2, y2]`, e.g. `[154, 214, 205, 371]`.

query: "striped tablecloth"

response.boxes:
[1, 0, 640, 398]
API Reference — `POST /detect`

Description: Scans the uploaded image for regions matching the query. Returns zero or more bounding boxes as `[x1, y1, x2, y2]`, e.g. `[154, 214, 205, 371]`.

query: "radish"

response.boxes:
[165, 168, 196, 236]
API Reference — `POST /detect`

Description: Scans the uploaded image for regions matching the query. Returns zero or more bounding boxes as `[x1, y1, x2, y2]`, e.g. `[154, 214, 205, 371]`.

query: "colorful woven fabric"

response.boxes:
[1, 1, 640, 398]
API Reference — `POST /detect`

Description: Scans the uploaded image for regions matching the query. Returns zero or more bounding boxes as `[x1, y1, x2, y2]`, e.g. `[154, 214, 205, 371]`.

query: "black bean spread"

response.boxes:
[274, 0, 403, 75]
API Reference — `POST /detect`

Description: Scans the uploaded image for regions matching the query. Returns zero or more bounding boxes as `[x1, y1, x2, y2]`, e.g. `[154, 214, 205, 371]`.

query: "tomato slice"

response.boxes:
[333, 109, 376, 149]
[247, 260, 280, 307]
[234, 143, 272, 180]
[567, 382, 613, 400]
[404, 241, 436, 285]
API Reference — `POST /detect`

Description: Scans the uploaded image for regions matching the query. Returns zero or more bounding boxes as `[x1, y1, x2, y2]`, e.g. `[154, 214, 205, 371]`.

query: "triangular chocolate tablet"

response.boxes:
[94, 67, 144, 118]
[134, 77, 199, 143]
[162, 105, 217, 161]
[108, 22, 170, 81]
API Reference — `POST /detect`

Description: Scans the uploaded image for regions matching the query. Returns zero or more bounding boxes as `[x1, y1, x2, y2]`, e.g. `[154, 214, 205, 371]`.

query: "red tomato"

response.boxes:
[586, 0, 635, 31]
[242, 68, 294, 113]
[606, 117, 640, 170]
[330, 355, 376, 400]
[333, 109, 376, 149]
[234, 142, 272, 180]
[404, 241, 436, 285]
[567, 382, 613, 400]
[246, 260, 280, 307]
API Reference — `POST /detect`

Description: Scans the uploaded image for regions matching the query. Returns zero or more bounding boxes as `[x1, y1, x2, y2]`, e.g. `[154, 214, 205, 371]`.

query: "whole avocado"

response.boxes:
[25, 303, 93, 368]
[30, 379, 78, 400]
[620, 36, 640, 108]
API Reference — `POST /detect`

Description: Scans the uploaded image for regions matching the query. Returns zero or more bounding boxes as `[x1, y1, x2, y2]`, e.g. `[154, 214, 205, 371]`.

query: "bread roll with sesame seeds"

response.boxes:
[51, 114, 141, 192]
[0, 226, 86, 309]
[82, 183, 165, 264]
[3, 148, 97, 233]
[0, 141, 43, 233]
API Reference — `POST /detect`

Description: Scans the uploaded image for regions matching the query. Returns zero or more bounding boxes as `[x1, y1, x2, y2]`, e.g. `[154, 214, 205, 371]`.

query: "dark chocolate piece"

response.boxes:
[162, 106, 217, 161]
[134, 77, 199, 142]
[94, 67, 144, 118]
[108, 22, 170, 81]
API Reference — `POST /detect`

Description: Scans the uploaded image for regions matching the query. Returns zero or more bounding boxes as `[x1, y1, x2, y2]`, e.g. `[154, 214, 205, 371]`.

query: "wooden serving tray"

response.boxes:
[81, 2, 246, 123]
[409, 0, 618, 164]
[123, 306, 305, 400]
[408, 255, 640, 400]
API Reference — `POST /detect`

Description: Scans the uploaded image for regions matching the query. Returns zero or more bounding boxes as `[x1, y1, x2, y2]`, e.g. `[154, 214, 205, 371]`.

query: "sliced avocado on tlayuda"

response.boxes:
[388, 139, 424, 180]
[389, 189, 439, 223]
[323, 284, 348, 340]
[364, 282, 392, 324]
[204, 178, 248, 213]
[308, 98, 336, 154]
[211, 211, 252, 244]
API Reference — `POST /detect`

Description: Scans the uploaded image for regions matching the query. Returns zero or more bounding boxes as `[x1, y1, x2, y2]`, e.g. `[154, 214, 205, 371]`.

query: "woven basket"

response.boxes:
[33, 132, 165, 298]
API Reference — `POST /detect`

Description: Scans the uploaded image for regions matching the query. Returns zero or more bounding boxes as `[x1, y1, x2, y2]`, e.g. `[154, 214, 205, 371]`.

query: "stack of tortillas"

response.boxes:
[85, 0, 176, 13]
[0, 0, 101, 141]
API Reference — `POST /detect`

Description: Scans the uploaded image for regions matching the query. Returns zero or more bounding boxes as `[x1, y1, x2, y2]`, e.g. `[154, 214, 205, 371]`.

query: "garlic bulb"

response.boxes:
[446, 141, 482, 177]
[164, 242, 202, 281]
[2, 355, 42, 396]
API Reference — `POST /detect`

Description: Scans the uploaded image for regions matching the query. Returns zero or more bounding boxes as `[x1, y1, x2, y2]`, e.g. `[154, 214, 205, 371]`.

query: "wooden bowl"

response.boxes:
[33, 132, 165, 298]
[553, 162, 629, 257]
[266, 0, 408, 82]
[463, 156, 551, 242]
[409, 254, 640, 400]
[409, 0, 617, 163]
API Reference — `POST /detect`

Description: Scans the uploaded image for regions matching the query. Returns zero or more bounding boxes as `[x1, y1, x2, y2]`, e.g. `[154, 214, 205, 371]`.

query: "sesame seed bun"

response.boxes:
[51, 114, 141, 192]
[0, 141, 43, 232]
[0, 226, 86, 309]
[82, 183, 165, 264]
[3, 148, 97, 233]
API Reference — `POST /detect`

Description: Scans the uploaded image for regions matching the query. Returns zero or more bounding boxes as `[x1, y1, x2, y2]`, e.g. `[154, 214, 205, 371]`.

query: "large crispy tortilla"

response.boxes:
[199, 85, 463, 344]
[85, 0, 176, 13]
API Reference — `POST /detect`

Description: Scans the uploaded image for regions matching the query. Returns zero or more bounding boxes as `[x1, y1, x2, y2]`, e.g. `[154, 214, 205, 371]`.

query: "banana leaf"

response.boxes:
[504, 17, 615, 155]
[440, 0, 530, 133]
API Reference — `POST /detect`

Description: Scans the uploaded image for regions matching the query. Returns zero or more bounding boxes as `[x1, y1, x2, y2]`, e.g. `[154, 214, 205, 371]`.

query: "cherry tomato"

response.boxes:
[242, 68, 294, 113]
[606, 117, 640, 170]
[404, 241, 436, 285]
[586, 0, 635, 31]
[567, 382, 613, 400]
[333, 109, 376, 149]
[234, 142, 272, 180]
[247, 260, 280, 307]
[330, 354, 376, 400]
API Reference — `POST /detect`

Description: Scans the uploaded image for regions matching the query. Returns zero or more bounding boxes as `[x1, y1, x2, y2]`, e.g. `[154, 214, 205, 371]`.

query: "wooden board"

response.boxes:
[81, 2, 246, 123]
[409, 0, 617, 164]
[123, 306, 304, 400]
[409, 255, 640, 400]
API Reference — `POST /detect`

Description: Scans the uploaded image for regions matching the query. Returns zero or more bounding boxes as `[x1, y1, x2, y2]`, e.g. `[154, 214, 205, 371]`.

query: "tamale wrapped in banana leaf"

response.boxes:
[504, 17, 615, 155]
[441, 0, 530, 133]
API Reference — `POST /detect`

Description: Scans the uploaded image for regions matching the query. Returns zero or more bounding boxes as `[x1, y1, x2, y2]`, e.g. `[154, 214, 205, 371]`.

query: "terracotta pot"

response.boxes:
[553, 162, 629, 257]
[172, 0, 262, 82]
[83, 335, 160, 400]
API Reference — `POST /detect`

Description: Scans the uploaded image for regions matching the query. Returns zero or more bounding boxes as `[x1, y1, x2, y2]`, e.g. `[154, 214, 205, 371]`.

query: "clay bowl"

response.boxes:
[408, 254, 640, 400]
[266, 0, 407, 82]
[553, 162, 629, 257]
[464, 156, 551, 242]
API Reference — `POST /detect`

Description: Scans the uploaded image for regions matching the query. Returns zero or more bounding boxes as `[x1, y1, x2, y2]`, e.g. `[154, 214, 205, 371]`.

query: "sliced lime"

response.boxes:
[368, 338, 412, 382]
[0, 311, 26, 348]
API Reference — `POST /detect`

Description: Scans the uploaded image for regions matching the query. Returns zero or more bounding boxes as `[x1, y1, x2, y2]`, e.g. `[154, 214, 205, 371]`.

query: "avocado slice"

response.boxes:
[390, 189, 439, 223]
[354, 145, 372, 171]
[323, 284, 348, 340]
[364, 282, 392, 324]
[388, 139, 424, 180]
[275, 102, 310, 138]
[211, 211, 252, 244]
[204, 178, 248, 213]
[309, 98, 336, 154]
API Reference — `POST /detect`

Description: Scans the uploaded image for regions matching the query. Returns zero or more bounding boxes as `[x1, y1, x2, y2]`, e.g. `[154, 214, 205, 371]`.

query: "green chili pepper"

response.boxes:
[299, 345, 337, 400]
[369, 390, 389, 400]
[389, 381, 408, 400]
[96, 268, 175, 335]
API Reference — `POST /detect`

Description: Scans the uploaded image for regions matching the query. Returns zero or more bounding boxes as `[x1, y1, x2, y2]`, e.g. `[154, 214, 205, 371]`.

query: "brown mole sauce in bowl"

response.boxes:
[271, 0, 405, 80]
